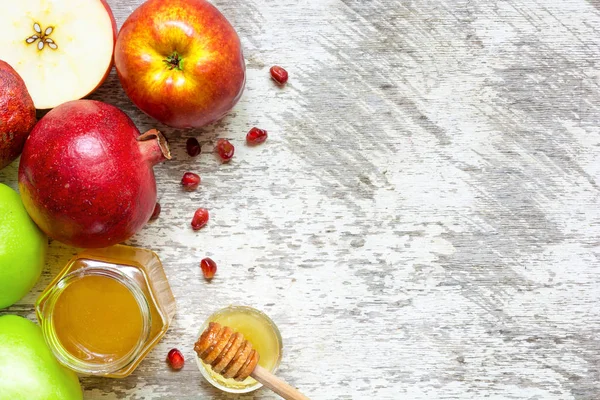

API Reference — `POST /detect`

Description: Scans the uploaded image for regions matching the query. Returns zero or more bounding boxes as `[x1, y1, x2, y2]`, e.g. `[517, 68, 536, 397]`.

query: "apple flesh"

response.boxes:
[0, 60, 36, 170]
[115, 0, 246, 128]
[0, 0, 117, 109]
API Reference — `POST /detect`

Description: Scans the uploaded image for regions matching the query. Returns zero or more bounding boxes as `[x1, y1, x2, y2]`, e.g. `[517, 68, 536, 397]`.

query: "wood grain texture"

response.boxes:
[1, 0, 600, 398]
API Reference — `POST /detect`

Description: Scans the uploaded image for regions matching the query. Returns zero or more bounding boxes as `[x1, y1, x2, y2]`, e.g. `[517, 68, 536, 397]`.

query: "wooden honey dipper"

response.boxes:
[195, 322, 309, 400]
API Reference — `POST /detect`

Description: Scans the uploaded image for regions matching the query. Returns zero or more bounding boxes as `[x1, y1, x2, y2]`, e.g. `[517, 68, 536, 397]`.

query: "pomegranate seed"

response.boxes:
[149, 203, 161, 221]
[215, 139, 234, 162]
[186, 138, 201, 157]
[246, 127, 268, 145]
[191, 208, 209, 230]
[270, 65, 288, 85]
[200, 257, 217, 280]
[167, 348, 184, 370]
[181, 172, 201, 190]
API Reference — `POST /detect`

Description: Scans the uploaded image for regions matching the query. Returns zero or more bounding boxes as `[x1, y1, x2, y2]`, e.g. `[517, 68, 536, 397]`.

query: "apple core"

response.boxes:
[25, 22, 59, 51]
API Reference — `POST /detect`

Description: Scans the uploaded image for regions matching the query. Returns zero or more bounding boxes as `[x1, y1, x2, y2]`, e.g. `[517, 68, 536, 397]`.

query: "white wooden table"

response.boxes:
[2, 0, 600, 398]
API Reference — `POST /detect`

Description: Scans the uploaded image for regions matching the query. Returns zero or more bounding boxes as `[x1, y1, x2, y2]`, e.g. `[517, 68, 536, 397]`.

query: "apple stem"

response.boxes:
[164, 51, 184, 71]
[138, 129, 172, 166]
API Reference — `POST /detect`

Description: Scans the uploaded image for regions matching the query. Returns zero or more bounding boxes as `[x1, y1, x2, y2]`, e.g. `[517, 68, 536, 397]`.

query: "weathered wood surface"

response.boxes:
[2, 0, 600, 398]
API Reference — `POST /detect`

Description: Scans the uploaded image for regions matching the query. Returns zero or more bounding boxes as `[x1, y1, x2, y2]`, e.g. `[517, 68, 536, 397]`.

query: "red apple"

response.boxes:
[114, 0, 246, 128]
[0, 0, 117, 109]
[18, 100, 170, 248]
[0, 60, 36, 170]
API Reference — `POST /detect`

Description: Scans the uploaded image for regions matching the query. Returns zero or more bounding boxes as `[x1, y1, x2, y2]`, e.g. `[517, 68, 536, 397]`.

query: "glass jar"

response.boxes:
[36, 245, 176, 378]
[196, 305, 283, 393]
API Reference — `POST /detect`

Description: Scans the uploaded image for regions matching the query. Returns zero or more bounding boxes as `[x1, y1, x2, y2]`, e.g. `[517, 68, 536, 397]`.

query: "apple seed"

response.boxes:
[25, 22, 58, 51]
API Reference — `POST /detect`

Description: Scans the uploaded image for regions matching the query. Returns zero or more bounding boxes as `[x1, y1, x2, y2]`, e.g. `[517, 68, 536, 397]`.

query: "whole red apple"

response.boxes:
[114, 0, 246, 129]
[18, 100, 170, 248]
[0, 60, 36, 170]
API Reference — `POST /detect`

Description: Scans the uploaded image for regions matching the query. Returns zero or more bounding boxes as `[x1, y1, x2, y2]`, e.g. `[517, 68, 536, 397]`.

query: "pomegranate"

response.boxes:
[181, 172, 201, 190]
[215, 139, 234, 162]
[246, 127, 268, 145]
[270, 65, 288, 85]
[167, 348, 184, 370]
[18, 99, 171, 248]
[200, 257, 217, 280]
[149, 203, 161, 221]
[191, 208, 209, 230]
[186, 137, 201, 157]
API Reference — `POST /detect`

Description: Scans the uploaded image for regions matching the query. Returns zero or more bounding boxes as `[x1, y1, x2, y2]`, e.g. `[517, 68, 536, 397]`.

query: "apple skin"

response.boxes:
[114, 0, 246, 128]
[96, 0, 118, 92]
[0, 315, 82, 399]
[100, 0, 118, 47]
[0, 60, 36, 170]
[0, 184, 47, 309]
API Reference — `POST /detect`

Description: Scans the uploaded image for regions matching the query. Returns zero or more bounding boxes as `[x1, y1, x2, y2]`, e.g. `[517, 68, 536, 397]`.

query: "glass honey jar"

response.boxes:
[36, 245, 176, 378]
[196, 305, 283, 393]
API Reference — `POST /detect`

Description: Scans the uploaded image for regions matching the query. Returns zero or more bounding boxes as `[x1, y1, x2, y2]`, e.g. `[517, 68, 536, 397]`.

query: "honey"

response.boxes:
[52, 274, 145, 364]
[36, 245, 176, 378]
[197, 306, 282, 393]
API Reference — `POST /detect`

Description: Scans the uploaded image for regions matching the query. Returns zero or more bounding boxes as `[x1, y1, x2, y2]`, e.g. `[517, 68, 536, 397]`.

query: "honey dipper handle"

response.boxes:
[251, 365, 310, 400]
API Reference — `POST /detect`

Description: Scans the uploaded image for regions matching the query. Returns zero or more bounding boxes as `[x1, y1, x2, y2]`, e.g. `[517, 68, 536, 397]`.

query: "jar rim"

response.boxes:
[38, 265, 152, 375]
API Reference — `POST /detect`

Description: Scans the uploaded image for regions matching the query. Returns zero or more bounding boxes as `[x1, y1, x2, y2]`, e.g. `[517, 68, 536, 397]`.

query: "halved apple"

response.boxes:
[0, 0, 116, 109]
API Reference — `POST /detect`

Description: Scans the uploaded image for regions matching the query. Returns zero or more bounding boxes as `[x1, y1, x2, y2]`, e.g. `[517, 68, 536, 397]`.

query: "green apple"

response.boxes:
[0, 183, 47, 308]
[0, 315, 82, 399]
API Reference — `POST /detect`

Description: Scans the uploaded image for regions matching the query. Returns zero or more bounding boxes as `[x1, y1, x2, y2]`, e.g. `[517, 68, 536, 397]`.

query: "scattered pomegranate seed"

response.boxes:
[186, 138, 201, 157]
[270, 65, 288, 85]
[200, 257, 217, 280]
[215, 139, 234, 162]
[246, 127, 268, 145]
[149, 203, 161, 221]
[181, 172, 201, 190]
[167, 348, 184, 370]
[191, 208, 209, 230]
